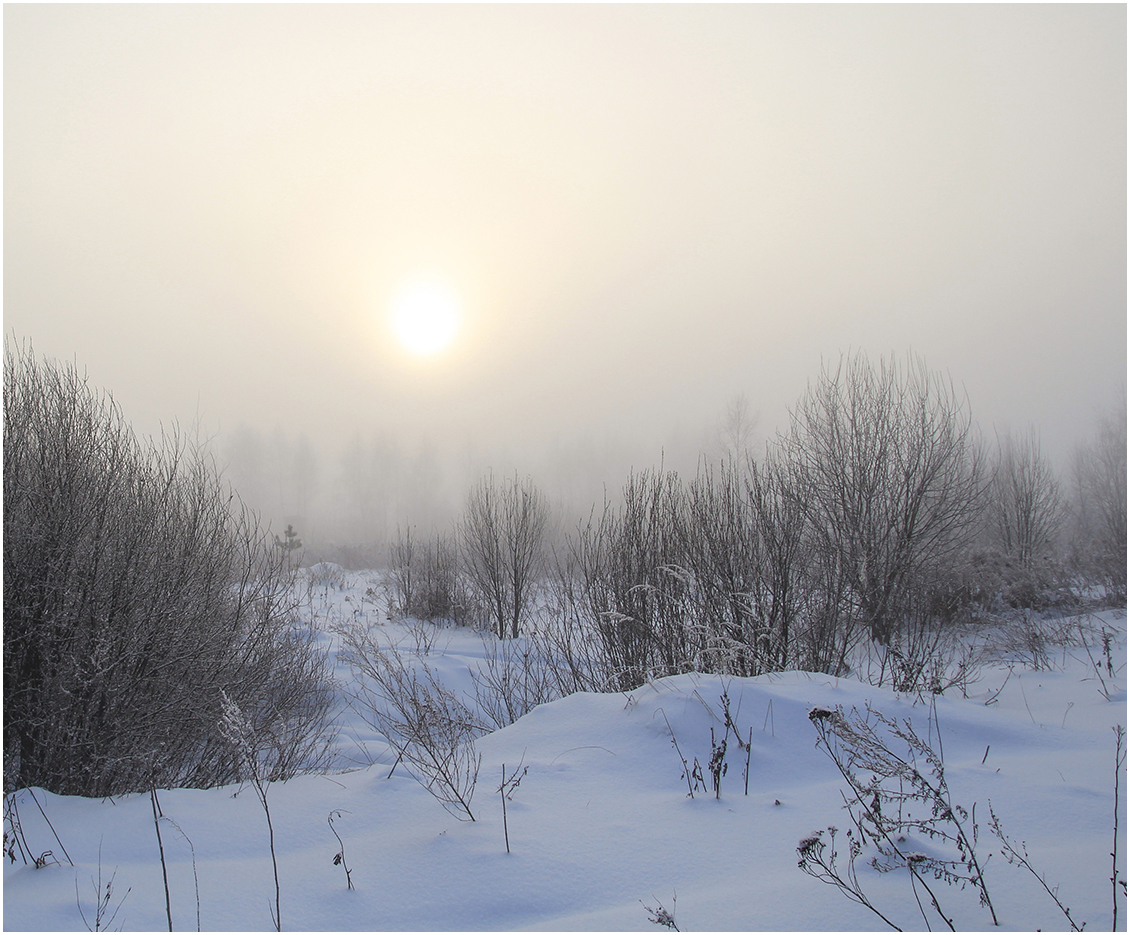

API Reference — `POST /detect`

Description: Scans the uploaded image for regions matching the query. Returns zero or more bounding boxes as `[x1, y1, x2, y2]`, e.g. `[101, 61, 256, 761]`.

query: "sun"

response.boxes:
[389, 280, 461, 356]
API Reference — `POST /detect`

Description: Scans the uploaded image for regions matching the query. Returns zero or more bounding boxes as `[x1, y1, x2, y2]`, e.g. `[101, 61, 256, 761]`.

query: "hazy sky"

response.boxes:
[5, 5, 1126, 502]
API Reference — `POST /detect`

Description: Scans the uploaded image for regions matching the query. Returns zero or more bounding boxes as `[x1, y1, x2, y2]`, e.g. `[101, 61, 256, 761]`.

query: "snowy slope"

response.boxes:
[3, 572, 1125, 932]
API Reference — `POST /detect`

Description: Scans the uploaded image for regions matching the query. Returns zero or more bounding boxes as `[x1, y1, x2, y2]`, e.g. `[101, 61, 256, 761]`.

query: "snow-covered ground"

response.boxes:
[4, 570, 1126, 932]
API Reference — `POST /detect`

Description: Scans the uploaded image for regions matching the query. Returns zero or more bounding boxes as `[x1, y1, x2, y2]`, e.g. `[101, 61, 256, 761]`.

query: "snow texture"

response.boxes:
[3, 570, 1125, 932]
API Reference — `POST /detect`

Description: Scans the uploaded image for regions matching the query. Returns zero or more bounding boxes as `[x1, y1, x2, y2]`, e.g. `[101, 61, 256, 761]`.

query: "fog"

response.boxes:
[5, 5, 1125, 547]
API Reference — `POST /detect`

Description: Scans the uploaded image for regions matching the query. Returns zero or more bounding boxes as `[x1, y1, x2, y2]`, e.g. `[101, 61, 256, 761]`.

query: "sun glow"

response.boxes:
[390, 280, 461, 356]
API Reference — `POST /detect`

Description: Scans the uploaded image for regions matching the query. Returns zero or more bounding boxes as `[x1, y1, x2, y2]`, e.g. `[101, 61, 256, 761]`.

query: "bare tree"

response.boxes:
[717, 393, 758, 463]
[1072, 401, 1127, 603]
[988, 427, 1064, 567]
[779, 352, 987, 644]
[462, 474, 548, 638]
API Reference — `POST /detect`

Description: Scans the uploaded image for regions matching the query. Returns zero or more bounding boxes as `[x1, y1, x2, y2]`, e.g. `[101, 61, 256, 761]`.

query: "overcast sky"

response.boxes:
[5, 4, 1125, 528]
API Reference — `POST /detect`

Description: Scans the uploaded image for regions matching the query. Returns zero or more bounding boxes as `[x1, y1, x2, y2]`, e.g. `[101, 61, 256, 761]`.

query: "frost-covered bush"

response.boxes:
[778, 351, 987, 645]
[958, 547, 1077, 614]
[3, 343, 333, 796]
[387, 527, 468, 624]
[987, 428, 1065, 569]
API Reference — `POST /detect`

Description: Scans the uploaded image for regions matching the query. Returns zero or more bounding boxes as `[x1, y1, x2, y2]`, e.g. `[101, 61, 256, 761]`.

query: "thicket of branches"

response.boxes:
[389, 352, 1124, 701]
[3, 343, 333, 797]
[13, 336, 1117, 798]
[387, 527, 466, 624]
[524, 353, 988, 691]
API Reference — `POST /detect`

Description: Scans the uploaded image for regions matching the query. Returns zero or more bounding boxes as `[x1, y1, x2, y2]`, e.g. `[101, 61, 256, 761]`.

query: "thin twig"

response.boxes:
[658, 708, 694, 798]
[1113, 725, 1125, 932]
[26, 788, 73, 866]
[159, 815, 201, 931]
[501, 765, 510, 854]
[745, 726, 753, 796]
[989, 801, 1081, 931]
[151, 787, 173, 931]
[328, 810, 354, 890]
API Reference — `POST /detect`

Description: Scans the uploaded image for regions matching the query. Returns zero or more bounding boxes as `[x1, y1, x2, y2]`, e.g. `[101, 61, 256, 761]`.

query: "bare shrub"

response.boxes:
[462, 474, 548, 638]
[957, 546, 1076, 615]
[1070, 402, 1127, 604]
[988, 427, 1064, 568]
[458, 540, 614, 730]
[855, 602, 987, 697]
[742, 453, 808, 670]
[550, 452, 863, 690]
[682, 460, 763, 675]
[540, 546, 616, 695]
[779, 351, 987, 645]
[470, 634, 561, 731]
[305, 561, 347, 592]
[3, 342, 333, 796]
[388, 527, 466, 624]
[568, 471, 695, 690]
[337, 623, 481, 820]
[808, 703, 998, 928]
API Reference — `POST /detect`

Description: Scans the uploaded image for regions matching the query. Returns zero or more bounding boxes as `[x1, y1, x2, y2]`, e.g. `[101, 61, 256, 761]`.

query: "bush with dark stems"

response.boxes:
[3, 342, 333, 796]
[779, 351, 987, 645]
[470, 634, 563, 731]
[567, 471, 697, 690]
[387, 526, 468, 624]
[462, 473, 548, 639]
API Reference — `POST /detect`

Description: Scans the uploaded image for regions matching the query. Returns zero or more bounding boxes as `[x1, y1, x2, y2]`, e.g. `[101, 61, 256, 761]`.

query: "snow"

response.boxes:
[4, 571, 1125, 932]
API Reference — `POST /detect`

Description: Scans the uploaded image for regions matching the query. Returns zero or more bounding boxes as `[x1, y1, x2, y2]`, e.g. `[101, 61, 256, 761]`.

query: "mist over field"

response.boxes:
[4, 4, 1125, 549]
[4, 10, 1127, 932]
